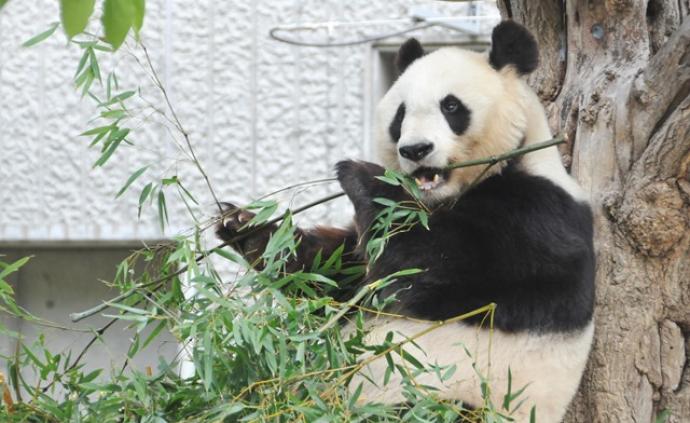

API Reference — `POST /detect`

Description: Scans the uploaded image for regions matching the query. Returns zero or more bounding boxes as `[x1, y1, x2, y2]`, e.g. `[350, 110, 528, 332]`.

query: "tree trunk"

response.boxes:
[497, 0, 690, 421]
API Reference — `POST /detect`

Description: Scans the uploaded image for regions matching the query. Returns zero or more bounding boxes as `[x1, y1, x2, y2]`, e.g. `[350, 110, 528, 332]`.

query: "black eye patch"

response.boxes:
[440, 95, 471, 135]
[389, 103, 405, 143]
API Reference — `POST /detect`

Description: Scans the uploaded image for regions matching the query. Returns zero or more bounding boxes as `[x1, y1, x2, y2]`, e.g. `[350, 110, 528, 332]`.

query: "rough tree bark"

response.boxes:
[497, 1, 690, 422]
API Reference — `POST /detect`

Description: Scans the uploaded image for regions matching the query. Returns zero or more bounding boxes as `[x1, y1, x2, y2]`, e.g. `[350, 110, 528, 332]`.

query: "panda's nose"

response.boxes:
[399, 142, 434, 162]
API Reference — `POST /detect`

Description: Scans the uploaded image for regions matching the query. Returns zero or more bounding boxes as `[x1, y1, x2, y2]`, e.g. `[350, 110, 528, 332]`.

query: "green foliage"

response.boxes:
[21, 0, 145, 49]
[0, 256, 32, 332]
[102, 0, 146, 50]
[60, 0, 95, 38]
[21, 22, 59, 47]
[0, 227, 500, 421]
[368, 169, 429, 261]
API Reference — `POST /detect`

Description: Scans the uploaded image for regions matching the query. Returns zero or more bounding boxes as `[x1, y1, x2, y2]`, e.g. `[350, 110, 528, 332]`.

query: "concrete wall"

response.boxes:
[0, 247, 179, 390]
[0, 0, 499, 242]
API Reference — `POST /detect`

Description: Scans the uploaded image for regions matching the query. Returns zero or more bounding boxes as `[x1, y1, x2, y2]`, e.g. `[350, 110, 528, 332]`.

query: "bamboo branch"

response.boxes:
[140, 43, 224, 215]
[443, 136, 565, 170]
[69, 191, 345, 323]
[70, 137, 563, 323]
[317, 279, 384, 334]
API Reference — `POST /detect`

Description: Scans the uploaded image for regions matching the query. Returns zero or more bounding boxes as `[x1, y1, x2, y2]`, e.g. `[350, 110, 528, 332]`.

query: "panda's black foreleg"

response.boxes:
[215, 203, 363, 293]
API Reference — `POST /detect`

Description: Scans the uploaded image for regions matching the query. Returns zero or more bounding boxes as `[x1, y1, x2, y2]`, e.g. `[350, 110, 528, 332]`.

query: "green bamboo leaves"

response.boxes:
[23, 0, 146, 49]
[60, 0, 95, 38]
[102, 0, 145, 50]
[51, 0, 145, 49]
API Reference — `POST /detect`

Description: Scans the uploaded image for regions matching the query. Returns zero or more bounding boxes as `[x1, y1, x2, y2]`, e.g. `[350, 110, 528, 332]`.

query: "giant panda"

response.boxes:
[217, 21, 595, 423]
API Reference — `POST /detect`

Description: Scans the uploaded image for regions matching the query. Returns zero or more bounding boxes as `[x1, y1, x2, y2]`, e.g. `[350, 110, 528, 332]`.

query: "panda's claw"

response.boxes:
[216, 201, 256, 246]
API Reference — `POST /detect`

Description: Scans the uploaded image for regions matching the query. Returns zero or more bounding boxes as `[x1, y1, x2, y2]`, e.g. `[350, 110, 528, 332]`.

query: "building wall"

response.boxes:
[0, 0, 499, 243]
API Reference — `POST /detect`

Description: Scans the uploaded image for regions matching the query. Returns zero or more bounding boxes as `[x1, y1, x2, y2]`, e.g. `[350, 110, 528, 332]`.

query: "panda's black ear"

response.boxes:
[489, 21, 539, 74]
[396, 38, 424, 74]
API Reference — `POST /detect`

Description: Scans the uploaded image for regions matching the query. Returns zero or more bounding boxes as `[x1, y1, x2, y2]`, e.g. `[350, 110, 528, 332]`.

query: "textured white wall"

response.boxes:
[0, 0, 499, 243]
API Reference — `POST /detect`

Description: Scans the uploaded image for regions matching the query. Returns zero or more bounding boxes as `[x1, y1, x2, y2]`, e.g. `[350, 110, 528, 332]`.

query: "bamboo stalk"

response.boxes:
[444, 136, 565, 170]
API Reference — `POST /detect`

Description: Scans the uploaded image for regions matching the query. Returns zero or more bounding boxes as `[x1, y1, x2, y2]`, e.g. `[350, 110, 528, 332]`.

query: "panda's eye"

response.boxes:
[439, 95, 471, 135]
[441, 96, 461, 114]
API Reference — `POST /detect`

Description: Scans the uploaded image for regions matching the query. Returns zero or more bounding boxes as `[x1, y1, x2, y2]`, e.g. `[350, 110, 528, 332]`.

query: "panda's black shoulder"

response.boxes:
[446, 165, 595, 270]
[458, 165, 592, 233]
[370, 166, 595, 332]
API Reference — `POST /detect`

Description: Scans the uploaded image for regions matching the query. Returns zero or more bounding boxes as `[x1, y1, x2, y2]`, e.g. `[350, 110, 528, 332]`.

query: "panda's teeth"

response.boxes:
[412, 170, 445, 191]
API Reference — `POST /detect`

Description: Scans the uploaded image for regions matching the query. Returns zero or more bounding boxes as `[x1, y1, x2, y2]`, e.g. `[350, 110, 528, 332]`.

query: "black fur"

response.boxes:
[489, 21, 539, 75]
[440, 95, 471, 135]
[388, 103, 405, 142]
[395, 38, 425, 74]
[336, 160, 594, 334]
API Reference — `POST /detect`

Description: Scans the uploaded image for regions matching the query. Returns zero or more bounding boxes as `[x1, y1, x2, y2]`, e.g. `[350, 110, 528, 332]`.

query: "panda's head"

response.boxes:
[376, 21, 541, 203]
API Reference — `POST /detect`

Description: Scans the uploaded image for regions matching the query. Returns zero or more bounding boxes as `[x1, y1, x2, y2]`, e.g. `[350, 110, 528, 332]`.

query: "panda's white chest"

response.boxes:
[347, 317, 594, 423]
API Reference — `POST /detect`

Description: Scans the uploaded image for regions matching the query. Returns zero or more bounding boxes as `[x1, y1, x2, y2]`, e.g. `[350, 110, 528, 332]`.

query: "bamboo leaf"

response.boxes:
[0, 256, 31, 281]
[157, 189, 168, 231]
[140, 320, 166, 350]
[100, 90, 135, 107]
[22, 22, 59, 47]
[102, 0, 134, 50]
[131, 0, 145, 36]
[116, 165, 148, 198]
[93, 136, 123, 167]
[60, 0, 95, 38]
[81, 124, 115, 137]
[138, 182, 153, 218]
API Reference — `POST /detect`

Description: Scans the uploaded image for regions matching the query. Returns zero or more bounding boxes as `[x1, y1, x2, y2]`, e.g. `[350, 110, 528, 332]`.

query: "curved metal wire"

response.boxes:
[268, 14, 499, 48]
[269, 21, 435, 47]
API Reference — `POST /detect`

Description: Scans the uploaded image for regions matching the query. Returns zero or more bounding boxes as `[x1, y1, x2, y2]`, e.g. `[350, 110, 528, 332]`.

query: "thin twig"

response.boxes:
[140, 43, 224, 215]
[317, 279, 384, 334]
[39, 318, 119, 394]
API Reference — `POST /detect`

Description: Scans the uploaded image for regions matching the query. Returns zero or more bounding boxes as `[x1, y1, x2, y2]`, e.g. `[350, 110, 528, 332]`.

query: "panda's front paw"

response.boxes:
[215, 202, 256, 248]
[335, 160, 385, 201]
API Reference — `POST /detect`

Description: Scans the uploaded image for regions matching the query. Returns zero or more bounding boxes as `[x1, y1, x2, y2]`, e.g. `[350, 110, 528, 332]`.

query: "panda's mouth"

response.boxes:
[410, 167, 450, 191]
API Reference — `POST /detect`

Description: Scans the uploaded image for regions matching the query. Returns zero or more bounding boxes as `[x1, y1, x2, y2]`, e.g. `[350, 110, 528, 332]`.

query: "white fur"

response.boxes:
[375, 47, 587, 204]
[347, 318, 594, 423]
[516, 90, 587, 202]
